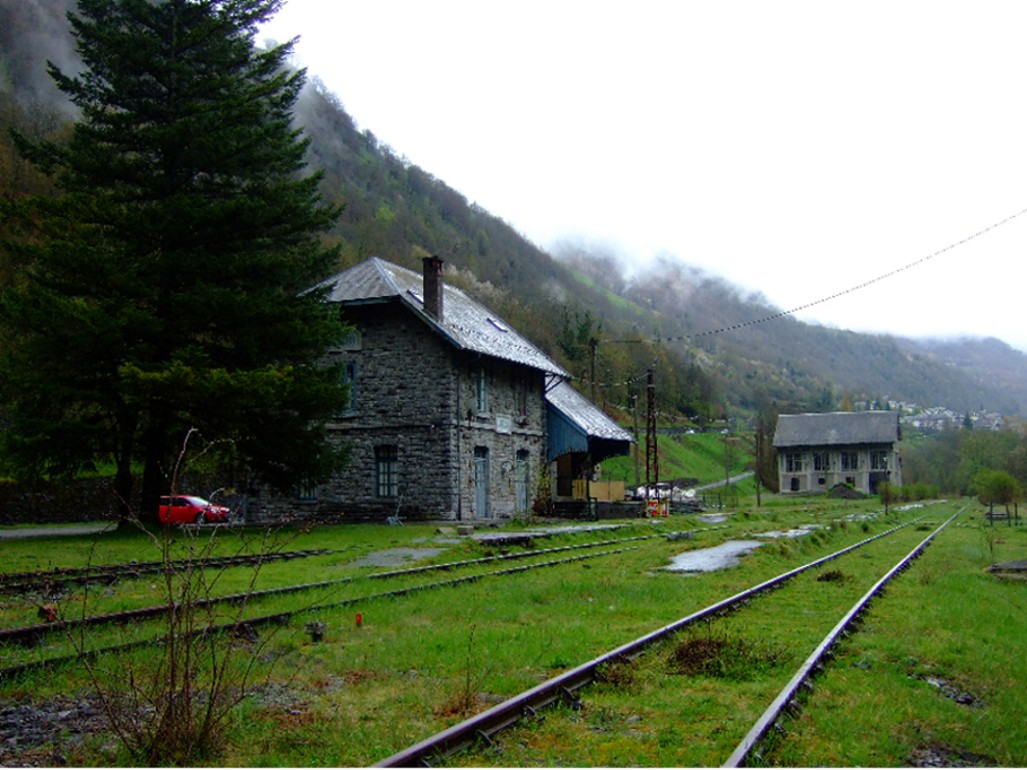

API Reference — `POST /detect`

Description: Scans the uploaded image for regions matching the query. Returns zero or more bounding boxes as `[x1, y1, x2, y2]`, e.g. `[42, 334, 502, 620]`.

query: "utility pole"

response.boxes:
[632, 394, 640, 491]
[724, 417, 731, 489]
[589, 337, 598, 404]
[645, 368, 658, 508]
[755, 417, 763, 507]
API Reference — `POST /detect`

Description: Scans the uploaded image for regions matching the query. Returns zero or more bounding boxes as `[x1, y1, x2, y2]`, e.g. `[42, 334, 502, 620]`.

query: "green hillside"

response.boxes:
[601, 431, 753, 490]
[4, 1, 1027, 424]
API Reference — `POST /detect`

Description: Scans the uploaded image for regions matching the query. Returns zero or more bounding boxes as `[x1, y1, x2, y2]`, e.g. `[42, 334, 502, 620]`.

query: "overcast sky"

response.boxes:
[259, 1, 1027, 351]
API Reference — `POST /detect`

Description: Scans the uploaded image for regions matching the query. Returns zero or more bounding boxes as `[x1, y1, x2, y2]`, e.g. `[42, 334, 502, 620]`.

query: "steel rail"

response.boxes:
[0, 522, 652, 595]
[0, 535, 656, 646]
[373, 513, 929, 767]
[0, 544, 642, 683]
[721, 503, 966, 767]
[0, 548, 336, 595]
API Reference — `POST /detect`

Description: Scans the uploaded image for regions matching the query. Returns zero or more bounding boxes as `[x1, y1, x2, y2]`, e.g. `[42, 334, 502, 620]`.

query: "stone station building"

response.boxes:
[264, 256, 632, 522]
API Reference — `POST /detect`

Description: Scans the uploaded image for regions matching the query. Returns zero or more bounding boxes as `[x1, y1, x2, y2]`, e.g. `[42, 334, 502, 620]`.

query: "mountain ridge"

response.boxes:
[3, 0, 1027, 420]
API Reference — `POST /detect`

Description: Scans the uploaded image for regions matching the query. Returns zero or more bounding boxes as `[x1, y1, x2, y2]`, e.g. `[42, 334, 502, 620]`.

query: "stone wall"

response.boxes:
[454, 355, 547, 520]
[253, 301, 553, 524]
[312, 303, 460, 518]
[0, 478, 120, 525]
[0, 474, 244, 525]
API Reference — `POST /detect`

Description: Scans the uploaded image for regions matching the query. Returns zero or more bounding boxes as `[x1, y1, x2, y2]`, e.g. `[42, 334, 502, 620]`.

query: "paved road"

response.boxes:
[0, 522, 117, 540]
[694, 471, 755, 491]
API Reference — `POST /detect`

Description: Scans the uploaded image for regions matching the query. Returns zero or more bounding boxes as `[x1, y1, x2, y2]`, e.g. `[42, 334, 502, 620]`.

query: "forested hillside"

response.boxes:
[5, 0, 1027, 423]
[562, 250, 1027, 416]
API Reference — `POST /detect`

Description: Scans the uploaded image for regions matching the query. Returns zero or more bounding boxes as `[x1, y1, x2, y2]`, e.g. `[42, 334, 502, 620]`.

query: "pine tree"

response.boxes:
[0, 0, 348, 520]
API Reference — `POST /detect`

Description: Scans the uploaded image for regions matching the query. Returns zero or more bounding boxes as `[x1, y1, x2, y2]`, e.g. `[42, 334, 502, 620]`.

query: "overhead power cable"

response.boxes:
[610, 205, 1027, 345]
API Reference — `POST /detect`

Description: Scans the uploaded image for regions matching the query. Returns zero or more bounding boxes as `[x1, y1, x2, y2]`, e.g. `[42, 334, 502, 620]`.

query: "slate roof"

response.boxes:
[316, 257, 568, 376]
[773, 411, 901, 449]
[546, 380, 635, 443]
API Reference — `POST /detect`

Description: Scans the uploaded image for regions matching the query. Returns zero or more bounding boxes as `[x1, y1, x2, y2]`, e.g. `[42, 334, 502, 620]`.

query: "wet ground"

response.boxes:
[754, 525, 821, 539]
[346, 547, 448, 568]
[695, 513, 730, 524]
[665, 540, 764, 572]
[0, 522, 115, 540]
[664, 524, 820, 572]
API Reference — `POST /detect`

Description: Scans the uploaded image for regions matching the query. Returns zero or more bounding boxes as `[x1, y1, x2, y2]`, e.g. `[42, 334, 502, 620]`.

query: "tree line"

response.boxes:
[902, 425, 1027, 503]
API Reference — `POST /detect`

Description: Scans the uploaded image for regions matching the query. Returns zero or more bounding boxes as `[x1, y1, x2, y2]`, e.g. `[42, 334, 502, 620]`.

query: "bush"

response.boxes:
[878, 482, 940, 505]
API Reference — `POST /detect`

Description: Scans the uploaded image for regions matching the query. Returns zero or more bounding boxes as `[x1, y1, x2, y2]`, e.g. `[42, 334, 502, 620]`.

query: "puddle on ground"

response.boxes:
[755, 526, 818, 539]
[475, 523, 627, 541]
[695, 514, 729, 524]
[347, 547, 446, 568]
[665, 540, 764, 572]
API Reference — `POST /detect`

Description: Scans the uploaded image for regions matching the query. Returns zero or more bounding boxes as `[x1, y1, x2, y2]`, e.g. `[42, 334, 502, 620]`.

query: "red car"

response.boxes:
[158, 495, 232, 524]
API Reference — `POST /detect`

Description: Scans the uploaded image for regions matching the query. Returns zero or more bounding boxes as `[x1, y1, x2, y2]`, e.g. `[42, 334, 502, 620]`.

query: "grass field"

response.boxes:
[601, 430, 752, 488]
[0, 497, 1024, 766]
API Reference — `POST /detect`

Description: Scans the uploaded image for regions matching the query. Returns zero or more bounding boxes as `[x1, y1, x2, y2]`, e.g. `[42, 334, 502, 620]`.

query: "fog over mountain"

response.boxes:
[5, 0, 1027, 420]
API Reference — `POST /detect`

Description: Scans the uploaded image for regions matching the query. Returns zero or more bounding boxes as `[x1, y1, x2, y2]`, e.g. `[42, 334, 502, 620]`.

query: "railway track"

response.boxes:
[0, 548, 338, 596]
[0, 534, 658, 647]
[372, 508, 953, 767]
[0, 535, 659, 683]
[723, 505, 963, 767]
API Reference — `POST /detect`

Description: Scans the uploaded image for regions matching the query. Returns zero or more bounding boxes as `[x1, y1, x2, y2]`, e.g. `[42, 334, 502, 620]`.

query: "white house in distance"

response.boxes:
[773, 411, 902, 495]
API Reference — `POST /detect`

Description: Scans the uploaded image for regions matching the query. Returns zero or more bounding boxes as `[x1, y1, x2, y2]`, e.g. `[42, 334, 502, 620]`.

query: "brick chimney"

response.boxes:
[422, 255, 444, 320]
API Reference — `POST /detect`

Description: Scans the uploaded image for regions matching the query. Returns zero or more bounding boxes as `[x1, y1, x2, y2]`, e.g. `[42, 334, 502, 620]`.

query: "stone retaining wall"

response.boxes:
[0, 475, 236, 525]
[0, 478, 120, 525]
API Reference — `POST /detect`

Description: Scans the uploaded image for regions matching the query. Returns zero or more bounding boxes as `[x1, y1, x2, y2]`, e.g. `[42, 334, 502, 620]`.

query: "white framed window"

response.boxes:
[340, 329, 362, 351]
[476, 365, 489, 414]
[341, 361, 358, 414]
[295, 479, 318, 502]
[375, 445, 399, 498]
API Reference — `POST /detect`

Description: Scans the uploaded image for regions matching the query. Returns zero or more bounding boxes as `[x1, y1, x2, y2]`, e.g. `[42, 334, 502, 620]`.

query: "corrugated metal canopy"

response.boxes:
[773, 411, 901, 448]
[316, 257, 568, 377]
[546, 380, 634, 461]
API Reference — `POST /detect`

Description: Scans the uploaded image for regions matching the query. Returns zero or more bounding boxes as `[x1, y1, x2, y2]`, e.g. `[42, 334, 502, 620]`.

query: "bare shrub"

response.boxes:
[71, 429, 295, 765]
[435, 624, 495, 719]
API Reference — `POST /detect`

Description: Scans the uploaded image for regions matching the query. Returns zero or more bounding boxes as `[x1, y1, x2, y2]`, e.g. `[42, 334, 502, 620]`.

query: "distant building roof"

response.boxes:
[316, 257, 568, 376]
[773, 411, 901, 449]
